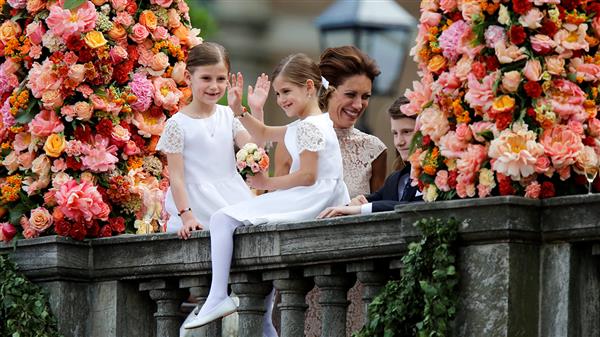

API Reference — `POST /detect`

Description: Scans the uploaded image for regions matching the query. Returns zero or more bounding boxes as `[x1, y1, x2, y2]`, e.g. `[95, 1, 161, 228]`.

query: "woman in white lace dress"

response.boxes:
[275, 46, 387, 198]
[183, 53, 349, 330]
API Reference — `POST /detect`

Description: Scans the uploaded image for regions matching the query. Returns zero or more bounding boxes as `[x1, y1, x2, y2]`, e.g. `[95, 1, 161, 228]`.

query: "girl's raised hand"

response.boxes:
[248, 73, 270, 114]
[227, 72, 244, 115]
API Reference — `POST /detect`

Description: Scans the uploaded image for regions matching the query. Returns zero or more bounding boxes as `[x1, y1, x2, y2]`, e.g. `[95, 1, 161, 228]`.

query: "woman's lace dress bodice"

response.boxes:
[335, 127, 386, 198]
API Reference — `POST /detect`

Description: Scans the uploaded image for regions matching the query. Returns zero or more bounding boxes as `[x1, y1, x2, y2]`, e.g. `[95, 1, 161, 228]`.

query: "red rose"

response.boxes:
[86, 221, 101, 238]
[509, 25, 527, 45]
[483, 55, 499, 71]
[126, 0, 137, 14]
[65, 36, 84, 51]
[127, 45, 139, 63]
[97, 119, 114, 138]
[587, 3, 600, 16]
[100, 225, 112, 238]
[497, 173, 516, 195]
[561, 0, 579, 11]
[512, 0, 532, 15]
[449, 11, 462, 22]
[69, 222, 87, 241]
[74, 124, 93, 143]
[66, 156, 83, 171]
[495, 112, 513, 131]
[524, 81, 542, 98]
[110, 217, 126, 233]
[54, 219, 71, 237]
[472, 62, 486, 80]
[422, 135, 432, 147]
[539, 20, 558, 37]
[526, 107, 536, 118]
[540, 181, 555, 198]
[113, 60, 134, 84]
[583, 136, 596, 146]
[448, 170, 458, 189]
[131, 133, 146, 150]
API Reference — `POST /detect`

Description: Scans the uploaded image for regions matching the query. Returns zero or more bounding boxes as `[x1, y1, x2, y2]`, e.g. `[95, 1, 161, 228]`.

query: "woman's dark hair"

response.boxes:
[272, 53, 323, 92]
[318, 46, 381, 110]
[186, 42, 230, 72]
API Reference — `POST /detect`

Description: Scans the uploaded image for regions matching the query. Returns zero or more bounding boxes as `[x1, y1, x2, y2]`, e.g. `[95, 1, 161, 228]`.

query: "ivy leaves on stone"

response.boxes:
[355, 217, 460, 337]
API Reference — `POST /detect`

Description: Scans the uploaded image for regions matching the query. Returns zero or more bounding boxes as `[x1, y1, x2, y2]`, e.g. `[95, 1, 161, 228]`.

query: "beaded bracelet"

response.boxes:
[178, 208, 192, 216]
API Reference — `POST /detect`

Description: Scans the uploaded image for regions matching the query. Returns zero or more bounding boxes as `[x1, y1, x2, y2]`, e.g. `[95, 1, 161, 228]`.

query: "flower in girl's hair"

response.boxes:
[236, 143, 269, 178]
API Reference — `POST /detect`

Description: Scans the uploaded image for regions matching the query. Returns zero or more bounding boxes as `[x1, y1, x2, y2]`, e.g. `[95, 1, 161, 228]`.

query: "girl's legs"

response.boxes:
[263, 288, 278, 337]
[198, 211, 242, 315]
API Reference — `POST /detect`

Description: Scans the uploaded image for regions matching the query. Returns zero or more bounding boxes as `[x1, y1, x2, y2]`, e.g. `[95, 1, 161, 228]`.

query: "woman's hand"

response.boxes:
[317, 205, 361, 219]
[227, 72, 244, 115]
[248, 73, 270, 120]
[348, 195, 368, 206]
[246, 172, 271, 190]
[177, 212, 204, 240]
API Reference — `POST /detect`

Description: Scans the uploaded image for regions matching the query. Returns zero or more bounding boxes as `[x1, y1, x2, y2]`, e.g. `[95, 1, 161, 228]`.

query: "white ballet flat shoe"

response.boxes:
[183, 297, 237, 329]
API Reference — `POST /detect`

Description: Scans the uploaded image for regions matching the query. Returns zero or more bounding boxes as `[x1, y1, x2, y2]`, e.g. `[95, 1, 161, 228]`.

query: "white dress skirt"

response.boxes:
[156, 105, 253, 232]
[220, 113, 350, 225]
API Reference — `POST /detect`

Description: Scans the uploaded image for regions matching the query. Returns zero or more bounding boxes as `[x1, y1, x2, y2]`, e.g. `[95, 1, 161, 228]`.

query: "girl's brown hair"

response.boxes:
[186, 42, 230, 71]
[318, 46, 381, 110]
[389, 96, 415, 171]
[271, 53, 323, 92]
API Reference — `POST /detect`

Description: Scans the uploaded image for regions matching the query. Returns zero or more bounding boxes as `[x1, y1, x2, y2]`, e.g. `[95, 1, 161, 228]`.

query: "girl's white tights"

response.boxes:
[200, 211, 278, 337]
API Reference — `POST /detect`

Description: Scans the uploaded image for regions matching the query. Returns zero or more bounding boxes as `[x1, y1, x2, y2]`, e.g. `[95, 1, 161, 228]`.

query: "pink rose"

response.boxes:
[167, 9, 181, 28]
[111, 124, 130, 147]
[534, 156, 551, 174]
[123, 140, 141, 156]
[439, 0, 457, 13]
[31, 154, 51, 177]
[115, 12, 134, 27]
[109, 0, 127, 11]
[55, 179, 110, 222]
[540, 125, 584, 170]
[26, 0, 45, 13]
[129, 23, 149, 44]
[73, 101, 93, 121]
[52, 158, 67, 172]
[588, 118, 600, 137]
[523, 59, 542, 81]
[151, 26, 168, 41]
[419, 106, 449, 143]
[454, 56, 473, 81]
[13, 132, 31, 152]
[26, 21, 45, 45]
[518, 8, 543, 29]
[110, 46, 128, 64]
[29, 109, 65, 137]
[435, 71, 461, 94]
[68, 64, 86, 84]
[171, 61, 187, 85]
[530, 34, 557, 53]
[461, 1, 481, 22]
[0, 222, 17, 243]
[41, 89, 63, 110]
[439, 131, 467, 159]
[2, 151, 19, 173]
[420, 11, 442, 27]
[524, 181, 541, 199]
[435, 170, 451, 192]
[501, 71, 521, 93]
[52, 172, 71, 188]
[151, 0, 172, 8]
[567, 120, 584, 136]
[545, 56, 565, 76]
[455, 123, 472, 142]
[150, 52, 169, 71]
[29, 207, 53, 232]
[495, 42, 527, 64]
[18, 151, 36, 170]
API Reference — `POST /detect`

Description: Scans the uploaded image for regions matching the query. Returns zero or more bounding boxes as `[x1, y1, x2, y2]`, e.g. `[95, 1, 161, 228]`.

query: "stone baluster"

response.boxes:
[230, 272, 273, 337]
[306, 265, 354, 337]
[179, 276, 221, 337]
[265, 270, 313, 337]
[347, 261, 388, 326]
[140, 279, 186, 337]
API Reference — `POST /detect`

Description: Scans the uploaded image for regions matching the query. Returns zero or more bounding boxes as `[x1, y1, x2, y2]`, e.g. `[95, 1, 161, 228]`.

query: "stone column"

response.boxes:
[179, 277, 220, 337]
[268, 269, 313, 337]
[355, 271, 386, 325]
[230, 273, 273, 337]
[306, 265, 353, 337]
[140, 279, 186, 337]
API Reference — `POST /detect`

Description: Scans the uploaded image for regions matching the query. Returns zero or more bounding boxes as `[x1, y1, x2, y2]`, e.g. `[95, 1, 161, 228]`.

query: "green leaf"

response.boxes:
[14, 99, 38, 124]
[63, 0, 85, 9]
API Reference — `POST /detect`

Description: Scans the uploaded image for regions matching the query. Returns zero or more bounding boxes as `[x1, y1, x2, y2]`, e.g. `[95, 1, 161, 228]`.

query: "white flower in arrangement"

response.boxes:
[498, 5, 511, 26]
[423, 184, 439, 202]
[244, 143, 258, 153]
[236, 149, 248, 162]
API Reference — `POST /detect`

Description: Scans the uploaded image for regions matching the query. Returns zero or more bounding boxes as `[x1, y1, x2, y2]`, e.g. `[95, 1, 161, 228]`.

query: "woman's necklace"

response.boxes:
[203, 114, 216, 138]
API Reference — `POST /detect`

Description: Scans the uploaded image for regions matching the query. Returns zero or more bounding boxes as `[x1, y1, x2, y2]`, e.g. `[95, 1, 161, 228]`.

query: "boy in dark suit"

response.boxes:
[318, 96, 420, 218]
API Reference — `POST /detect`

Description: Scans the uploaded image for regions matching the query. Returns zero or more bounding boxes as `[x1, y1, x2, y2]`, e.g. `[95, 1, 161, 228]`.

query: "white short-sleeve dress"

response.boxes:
[220, 113, 350, 225]
[156, 105, 253, 232]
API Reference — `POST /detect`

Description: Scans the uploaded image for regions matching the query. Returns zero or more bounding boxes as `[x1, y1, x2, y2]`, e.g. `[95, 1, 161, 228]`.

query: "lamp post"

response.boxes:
[315, 0, 416, 96]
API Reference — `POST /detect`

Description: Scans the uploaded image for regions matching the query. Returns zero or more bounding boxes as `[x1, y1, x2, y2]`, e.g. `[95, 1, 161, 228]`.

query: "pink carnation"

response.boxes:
[484, 25, 506, 48]
[540, 125, 584, 172]
[465, 71, 499, 113]
[81, 136, 119, 173]
[46, 1, 98, 40]
[419, 106, 449, 143]
[524, 181, 541, 199]
[439, 20, 470, 62]
[29, 110, 65, 137]
[439, 131, 467, 159]
[539, 79, 586, 122]
[402, 73, 433, 116]
[130, 73, 154, 112]
[55, 179, 110, 222]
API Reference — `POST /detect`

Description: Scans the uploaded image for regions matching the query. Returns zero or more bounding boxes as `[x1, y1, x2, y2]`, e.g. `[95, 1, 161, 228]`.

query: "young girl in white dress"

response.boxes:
[184, 53, 350, 329]
[155, 42, 277, 336]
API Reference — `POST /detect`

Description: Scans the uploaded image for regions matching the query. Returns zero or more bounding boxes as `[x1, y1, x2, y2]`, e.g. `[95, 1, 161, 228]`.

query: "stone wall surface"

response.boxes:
[1, 196, 599, 337]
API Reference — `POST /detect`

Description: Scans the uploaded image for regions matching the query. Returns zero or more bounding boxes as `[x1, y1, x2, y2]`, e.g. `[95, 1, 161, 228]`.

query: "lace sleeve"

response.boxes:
[232, 117, 247, 137]
[156, 119, 184, 154]
[296, 121, 325, 153]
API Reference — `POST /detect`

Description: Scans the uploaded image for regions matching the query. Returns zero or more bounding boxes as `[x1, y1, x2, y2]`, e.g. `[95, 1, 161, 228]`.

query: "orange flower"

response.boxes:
[128, 156, 144, 170]
[172, 25, 189, 45]
[108, 23, 127, 40]
[427, 55, 447, 74]
[491, 95, 516, 115]
[139, 10, 158, 31]
[0, 20, 21, 44]
[258, 155, 270, 171]
[84, 31, 107, 49]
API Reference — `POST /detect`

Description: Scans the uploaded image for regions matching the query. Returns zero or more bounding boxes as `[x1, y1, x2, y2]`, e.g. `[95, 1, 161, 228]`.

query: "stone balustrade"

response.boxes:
[2, 196, 599, 337]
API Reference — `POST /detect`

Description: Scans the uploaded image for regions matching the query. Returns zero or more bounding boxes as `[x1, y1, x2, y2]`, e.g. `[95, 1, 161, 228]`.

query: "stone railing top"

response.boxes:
[1, 196, 599, 282]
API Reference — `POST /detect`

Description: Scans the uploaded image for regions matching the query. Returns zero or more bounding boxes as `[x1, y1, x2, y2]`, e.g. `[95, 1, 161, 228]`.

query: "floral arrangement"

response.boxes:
[235, 143, 269, 179]
[0, 0, 201, 242]
[405, 0, 600, 201]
